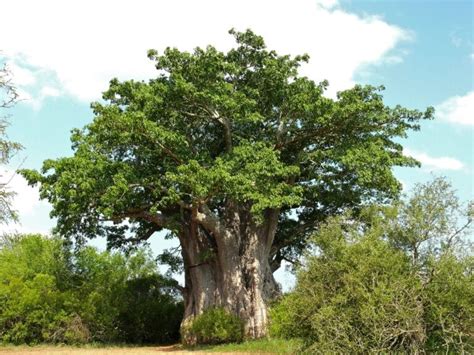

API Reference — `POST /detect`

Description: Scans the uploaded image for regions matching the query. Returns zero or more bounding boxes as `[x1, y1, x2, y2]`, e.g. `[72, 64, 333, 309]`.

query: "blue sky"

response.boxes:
[1, 0, 472, 288]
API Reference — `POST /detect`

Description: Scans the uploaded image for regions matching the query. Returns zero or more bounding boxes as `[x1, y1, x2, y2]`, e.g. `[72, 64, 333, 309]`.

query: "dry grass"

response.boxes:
[0, 344, 266, 355]
[0, 339, 299, 354]
[0, 345, 188, 355]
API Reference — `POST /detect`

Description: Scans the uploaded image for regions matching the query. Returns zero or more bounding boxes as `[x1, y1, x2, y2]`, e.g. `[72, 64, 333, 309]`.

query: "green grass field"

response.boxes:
[185, 338, 302, 353]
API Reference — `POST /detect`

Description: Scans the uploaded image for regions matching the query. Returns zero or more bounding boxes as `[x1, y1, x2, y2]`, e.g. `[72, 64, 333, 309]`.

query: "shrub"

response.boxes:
[0, 234, 183, 345]
[0, 235, 73, 344]
[117, 275, 183, 344]
[271, 229, 425, 353]
[270, 178, 473, 353]
[189, 308, 243, 345]
[268, 298, 296, 340]
[51, 314, 91, 344]
[424, 253, 474, 353]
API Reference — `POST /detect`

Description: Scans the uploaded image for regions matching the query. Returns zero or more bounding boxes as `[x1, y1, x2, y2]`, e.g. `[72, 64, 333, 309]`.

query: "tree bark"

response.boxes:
[178, 207, 281, 344]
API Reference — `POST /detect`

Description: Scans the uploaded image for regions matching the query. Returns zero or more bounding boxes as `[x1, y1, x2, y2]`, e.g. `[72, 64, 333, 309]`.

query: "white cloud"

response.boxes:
[3, 56, 63, 109]
[315, 0, 338, 9]
[40, 86, 61, 98]
[404, 148, 464, 171]
[436, 91, 474, 126]
[15, 82, 62, 110]
[0, 0, 409, 102]
[7, 61, 36, 86]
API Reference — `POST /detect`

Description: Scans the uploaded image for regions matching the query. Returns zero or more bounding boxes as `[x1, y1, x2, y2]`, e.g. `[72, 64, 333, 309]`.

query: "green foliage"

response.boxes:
[268, 299, 297, 340]
[272, 231, 425, 353]
[424, 252, 474, 352]
[20, 29, 432, 259]
[185, 338, 302, 353]
[0, 234, 183, 345]
[189, 308, 243, 345]
[271, 178, 473, 353]
[117, 275, 183, 344]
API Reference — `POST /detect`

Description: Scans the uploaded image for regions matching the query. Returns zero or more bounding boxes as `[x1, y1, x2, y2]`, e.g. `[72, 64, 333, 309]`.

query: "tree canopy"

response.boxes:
[21, 29, 433, 261]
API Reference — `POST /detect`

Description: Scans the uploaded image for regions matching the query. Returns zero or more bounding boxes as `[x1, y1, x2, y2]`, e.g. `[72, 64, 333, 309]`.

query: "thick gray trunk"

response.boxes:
[179, 209, 280, 344]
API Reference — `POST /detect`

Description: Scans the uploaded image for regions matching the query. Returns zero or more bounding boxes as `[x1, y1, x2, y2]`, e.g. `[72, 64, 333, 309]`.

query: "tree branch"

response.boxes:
[134, 226, 159, 242]
[156, 141, 183, 164]
[446, 218, 472, 249]
[194, 204, 226, 238]
[212, 110, 232, 152]
[276, 110, 287, 145]
[180, 97, 232, 152]
[261, 208, 280, 253]
[111, 208, 170, 228]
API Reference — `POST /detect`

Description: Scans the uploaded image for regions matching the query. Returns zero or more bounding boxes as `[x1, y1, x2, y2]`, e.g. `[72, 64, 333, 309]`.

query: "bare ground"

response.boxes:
[0, 345, 177, 355]
[0, 346, 258, 355]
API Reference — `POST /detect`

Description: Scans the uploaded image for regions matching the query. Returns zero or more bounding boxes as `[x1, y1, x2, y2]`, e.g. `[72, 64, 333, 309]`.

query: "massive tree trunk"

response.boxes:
[178, 206, 281, 344]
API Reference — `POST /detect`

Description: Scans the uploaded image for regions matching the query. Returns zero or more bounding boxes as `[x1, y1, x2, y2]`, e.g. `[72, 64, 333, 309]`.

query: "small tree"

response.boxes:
[387, 177, 473, 267]
[21, 30, 433, 340]
[0, 60, 22, 224]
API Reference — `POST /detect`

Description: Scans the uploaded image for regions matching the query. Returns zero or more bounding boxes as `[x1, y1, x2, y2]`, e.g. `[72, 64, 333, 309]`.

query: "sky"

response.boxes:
[0, 0, 472, 288]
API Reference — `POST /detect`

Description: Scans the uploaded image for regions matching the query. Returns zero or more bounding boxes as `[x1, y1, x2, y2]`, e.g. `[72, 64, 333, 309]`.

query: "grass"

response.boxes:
[0, 344, 177, 354]
[184, 338, 302, 353]
[0, 338, 302, 354]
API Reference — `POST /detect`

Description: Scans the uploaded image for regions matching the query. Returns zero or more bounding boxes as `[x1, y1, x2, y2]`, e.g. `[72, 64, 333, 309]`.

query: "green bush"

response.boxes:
[268, 298, 295, 340]
[424, 253, 474, 352]
[0, 234, 183, 345]
[271, 231, 425, 353]
[0, 235, 74, 344]
[117, 275, 183, 344]
[271, 224, 473, 353]
[189, 308, 243, 345]
[270, 178, 474, 353]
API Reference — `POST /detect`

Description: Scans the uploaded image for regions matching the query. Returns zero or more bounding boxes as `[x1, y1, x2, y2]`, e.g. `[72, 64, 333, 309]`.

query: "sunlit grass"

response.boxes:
[184, 338, 302, 353]
[0, 338, 302, 354]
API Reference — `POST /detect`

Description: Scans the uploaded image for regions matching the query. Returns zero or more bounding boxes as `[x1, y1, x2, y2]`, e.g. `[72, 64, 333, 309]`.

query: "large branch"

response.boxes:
[212, 110, 232, 152]
[156, 141, 183, 164]
[112, 208, 170, 228]
[181, 100, 232, 153]
[261, 208, 280, 253]
[194, 204, 226, 238]
[275, 110, 287, 146]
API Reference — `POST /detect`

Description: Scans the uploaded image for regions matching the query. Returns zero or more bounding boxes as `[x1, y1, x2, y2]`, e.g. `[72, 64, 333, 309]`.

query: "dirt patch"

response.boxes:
[0, 346, 192, 355]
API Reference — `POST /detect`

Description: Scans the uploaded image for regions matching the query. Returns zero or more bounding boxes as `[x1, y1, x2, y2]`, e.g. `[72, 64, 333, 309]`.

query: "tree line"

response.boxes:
[0, 234, 182, 344]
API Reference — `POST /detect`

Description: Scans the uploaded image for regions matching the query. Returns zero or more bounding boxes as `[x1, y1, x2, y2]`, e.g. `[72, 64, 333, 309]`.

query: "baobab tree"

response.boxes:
[21, 30, 433, 342]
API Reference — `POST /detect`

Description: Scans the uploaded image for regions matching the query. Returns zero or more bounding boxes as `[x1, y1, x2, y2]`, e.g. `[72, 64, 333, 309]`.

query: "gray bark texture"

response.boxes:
[178, 206, 281, 344]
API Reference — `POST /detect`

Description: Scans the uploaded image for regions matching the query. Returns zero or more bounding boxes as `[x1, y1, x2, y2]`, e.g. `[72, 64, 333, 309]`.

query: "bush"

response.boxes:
[424, 253, 474, 352]
[270, 178, 474, 353]
[189, 308, 243, 345]
[271, 224, 473, 353]
[0, 235, 73, 344]
[0, 234, 183, 345]
[117, 275, 183, 344]
[271, 230, 425, 353]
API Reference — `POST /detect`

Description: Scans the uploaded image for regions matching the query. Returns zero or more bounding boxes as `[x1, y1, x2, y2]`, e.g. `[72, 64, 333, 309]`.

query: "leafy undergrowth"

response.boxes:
[184, 338, 302, 353]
